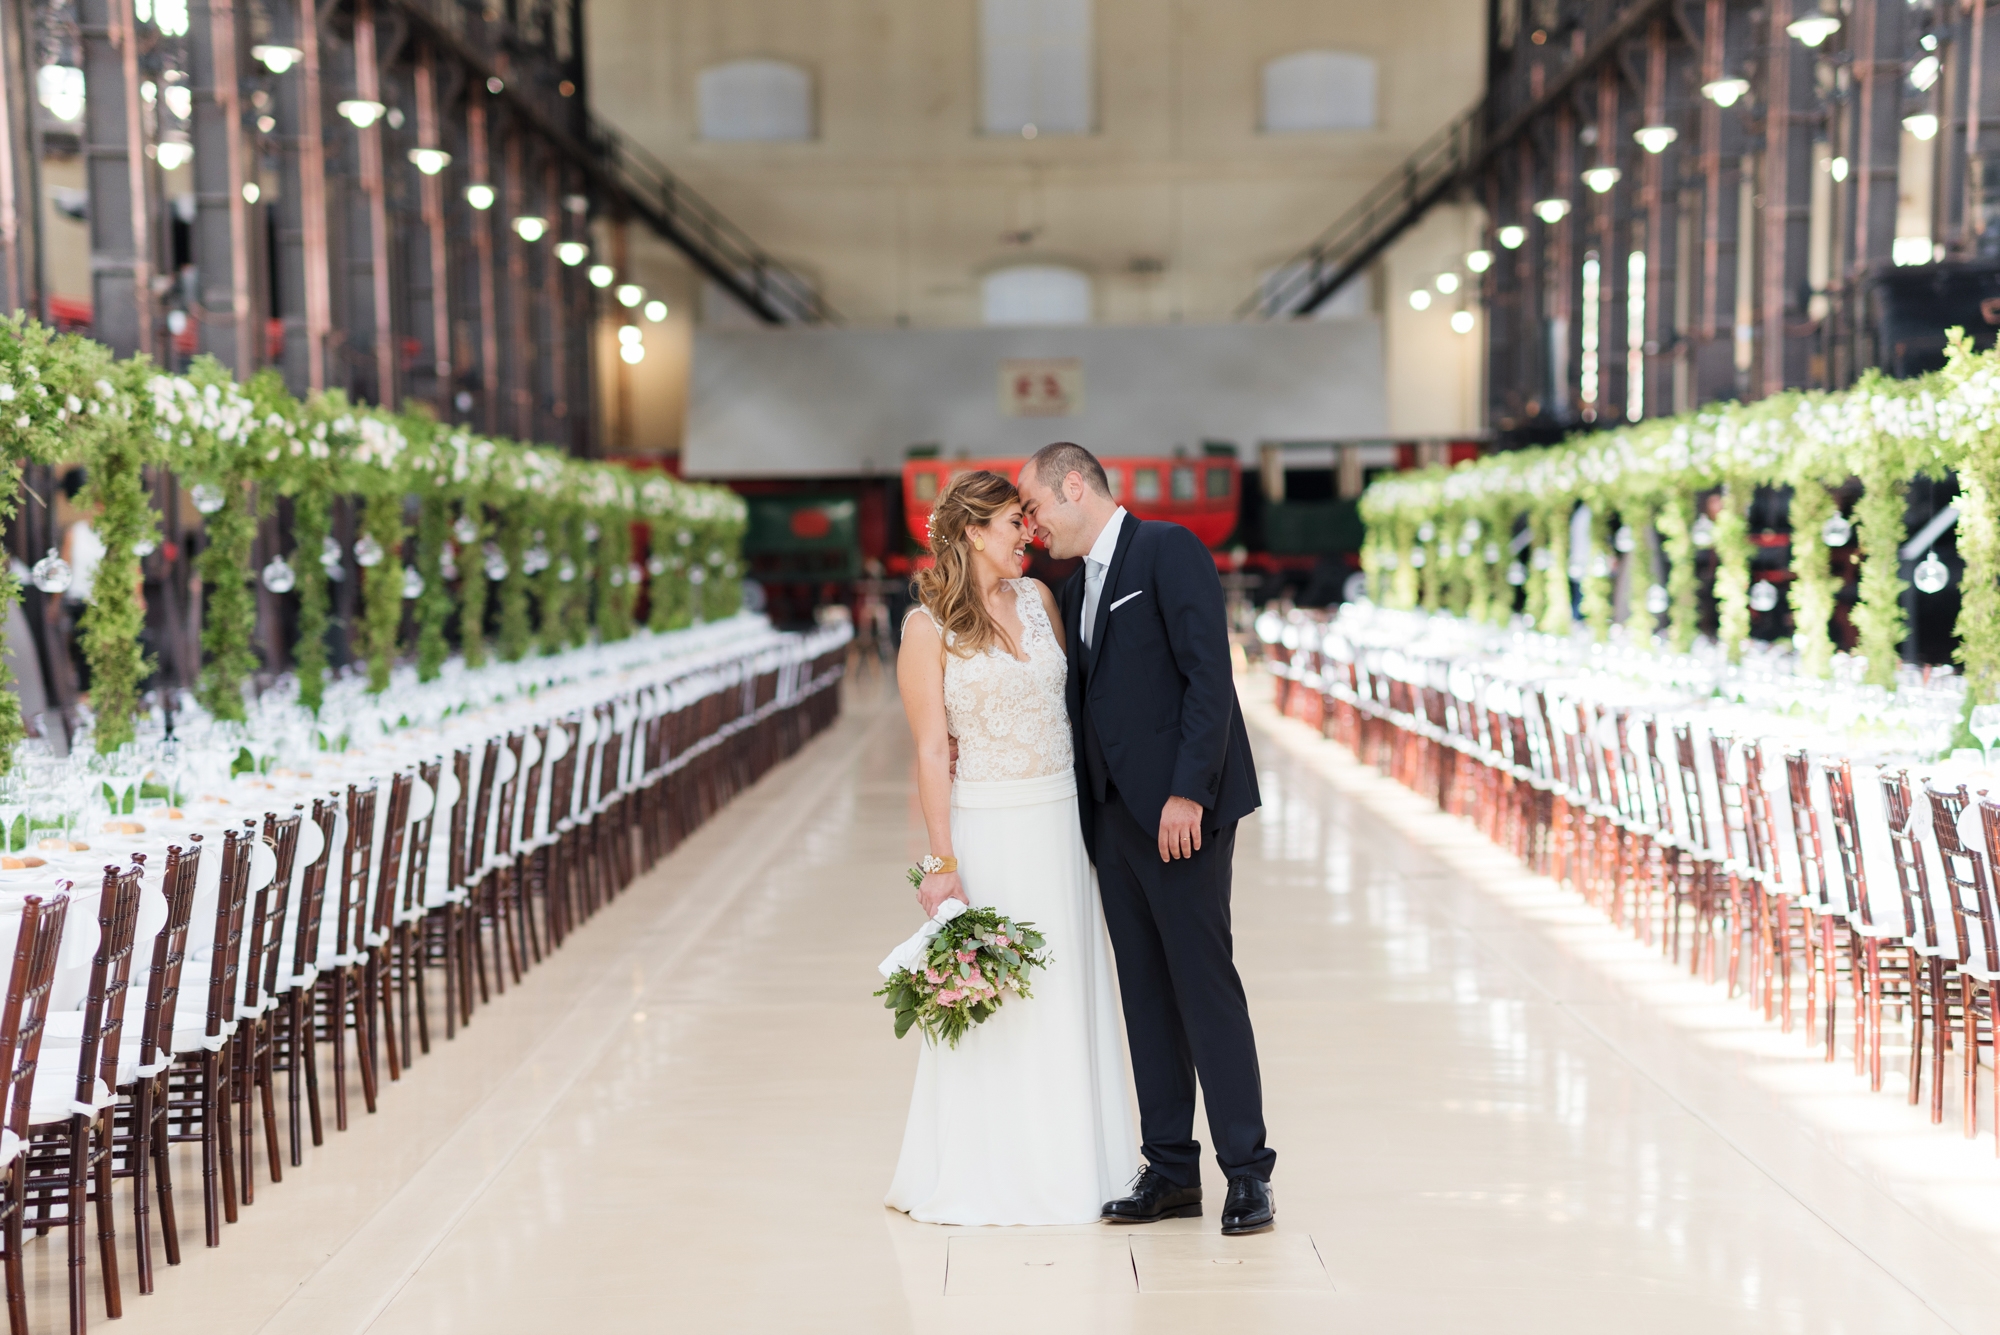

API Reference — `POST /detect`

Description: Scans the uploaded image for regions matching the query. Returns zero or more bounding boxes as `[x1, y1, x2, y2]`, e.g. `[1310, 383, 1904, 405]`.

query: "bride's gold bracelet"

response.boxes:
[920, 855, 958, 875]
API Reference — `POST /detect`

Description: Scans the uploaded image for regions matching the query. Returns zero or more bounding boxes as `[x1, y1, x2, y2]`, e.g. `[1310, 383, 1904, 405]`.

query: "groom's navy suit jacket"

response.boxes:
[1060, 512, 1260, 852]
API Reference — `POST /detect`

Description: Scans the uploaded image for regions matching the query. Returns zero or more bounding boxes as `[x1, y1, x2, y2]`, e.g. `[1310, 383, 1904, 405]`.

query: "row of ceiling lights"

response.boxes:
[244, 44, 664, 363]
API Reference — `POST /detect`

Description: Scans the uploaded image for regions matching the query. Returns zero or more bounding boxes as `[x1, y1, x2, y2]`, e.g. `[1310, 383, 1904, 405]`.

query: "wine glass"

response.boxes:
[1972, 704, 2000, 768]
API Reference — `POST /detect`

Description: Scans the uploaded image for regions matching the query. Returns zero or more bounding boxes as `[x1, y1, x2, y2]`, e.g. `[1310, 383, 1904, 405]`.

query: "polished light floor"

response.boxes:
[57, 666, 2000, 1334]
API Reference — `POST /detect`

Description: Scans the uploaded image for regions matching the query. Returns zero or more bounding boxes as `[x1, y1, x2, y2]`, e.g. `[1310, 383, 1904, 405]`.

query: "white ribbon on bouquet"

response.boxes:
[878, 899, 968, 979]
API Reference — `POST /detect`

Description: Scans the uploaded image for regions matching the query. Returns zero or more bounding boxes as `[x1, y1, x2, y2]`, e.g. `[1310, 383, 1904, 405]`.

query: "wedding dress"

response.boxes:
[886, 580, 1138, 1225]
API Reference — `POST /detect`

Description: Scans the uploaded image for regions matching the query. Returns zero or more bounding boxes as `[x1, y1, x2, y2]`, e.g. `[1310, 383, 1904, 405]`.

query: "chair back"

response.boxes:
[289, 797, 337, 981]
[1879, 769, 1941, 948]
[241, 812, 302, 1017]
[549, 718, 581, 828]
[446, 747, 472, 891]
[517, 727, 548, 847]
[336, 783, 379, 957]
[1672, 723, 1712, 854]
[369, 772, 415, 942]
[464, 738, 500, 885]
[1926, 783, 1996, 971]
[0, 890, 71, 1142]
[1740, 743, 1779, 883]
[204, 827, 255, 1040]
[138, 839, 203, 1071]
[404, 759, 442, 918]
[77, 861, 145, 1109]
[1705, 731, 1752, 866]
[1783, 750, 1829, 909]
[492, 735, 524, 860]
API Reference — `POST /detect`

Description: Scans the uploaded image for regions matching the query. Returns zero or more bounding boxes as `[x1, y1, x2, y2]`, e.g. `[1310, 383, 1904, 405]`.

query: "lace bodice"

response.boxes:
[914, 580, 1073, 783]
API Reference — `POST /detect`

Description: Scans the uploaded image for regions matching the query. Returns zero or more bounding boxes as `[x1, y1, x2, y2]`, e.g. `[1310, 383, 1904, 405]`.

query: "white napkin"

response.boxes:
[878, 899, 968, 979]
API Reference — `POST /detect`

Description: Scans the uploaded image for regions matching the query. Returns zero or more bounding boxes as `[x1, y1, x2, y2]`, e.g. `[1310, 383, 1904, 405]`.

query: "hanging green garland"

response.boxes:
[1579, 497, 1614, 641]
[456, 502, 489, 668]
[414, 491, 451, 681]
[1618, 496, 1660, 639]
[79, 367, 156, 753]
[1784, 479, 1837, 679]
[358, 491, 407, 693]
[496, 503, 534, 662]
[1712, 485, 1754, 663]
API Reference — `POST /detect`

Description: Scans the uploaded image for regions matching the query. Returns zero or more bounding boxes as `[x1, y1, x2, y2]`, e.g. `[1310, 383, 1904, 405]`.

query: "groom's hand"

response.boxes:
[1158, 797, 1204, 862]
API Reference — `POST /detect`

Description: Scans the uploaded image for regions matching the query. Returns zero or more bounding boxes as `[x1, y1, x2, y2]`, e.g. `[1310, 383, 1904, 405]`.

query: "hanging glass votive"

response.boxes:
[556, 558, 577, 584]
[453, 514, 480, 545]
[1484, 542, 1501, 565]
[1912, 551, 1950, 595]
[354, 534, 384, 567]
[483, 543, 509, 581]
[30, 548, 72, 594]
[646, 553, 668, 577]
[402, 566, 424, 599]
[190, 483, 227, 514]
[1506, 561, 1528, 587]
[260, 555, 296, 593]
[321, 535, 345, 582]
[1614, 525, 1636, 553]
[1748, 580, 1779, 612]
[1690, 514, 1716, 548]
[1644, 584, 1671, 616]
[1821, 513, 1853, 548]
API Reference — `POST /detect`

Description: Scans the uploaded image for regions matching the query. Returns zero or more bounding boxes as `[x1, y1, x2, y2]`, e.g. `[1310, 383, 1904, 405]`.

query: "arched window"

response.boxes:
[697, 58, 814, 142]
[1261, 50, 1376, 133]
[982, 265, 1092, 325]
[980, 0, 1093, 137]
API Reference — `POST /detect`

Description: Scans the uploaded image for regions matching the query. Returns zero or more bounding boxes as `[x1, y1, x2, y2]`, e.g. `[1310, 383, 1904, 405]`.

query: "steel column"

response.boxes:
[352, 0, 395, 406]
[79, 0, 153, 357]
[415, 49, 452, 413]
[191, 0, 256, 377]
[469, 97, 499, 433]
[1760, 0, 1817, 395]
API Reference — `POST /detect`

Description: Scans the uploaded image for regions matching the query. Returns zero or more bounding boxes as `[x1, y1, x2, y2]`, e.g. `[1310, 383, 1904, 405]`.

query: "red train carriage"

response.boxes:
[902, 454, 1240, 550]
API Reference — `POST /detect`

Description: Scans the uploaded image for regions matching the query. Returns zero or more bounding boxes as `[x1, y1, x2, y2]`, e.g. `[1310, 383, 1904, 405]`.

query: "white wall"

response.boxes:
[684, 319, 1386, 476]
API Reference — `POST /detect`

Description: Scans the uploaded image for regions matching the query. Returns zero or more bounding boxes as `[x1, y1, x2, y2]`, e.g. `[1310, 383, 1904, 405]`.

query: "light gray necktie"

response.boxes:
[1082, 556, 1106, 650]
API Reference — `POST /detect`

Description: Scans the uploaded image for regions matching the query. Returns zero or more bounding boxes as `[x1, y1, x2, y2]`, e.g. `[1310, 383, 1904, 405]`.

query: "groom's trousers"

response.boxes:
[1094, 790, 1276, 1189]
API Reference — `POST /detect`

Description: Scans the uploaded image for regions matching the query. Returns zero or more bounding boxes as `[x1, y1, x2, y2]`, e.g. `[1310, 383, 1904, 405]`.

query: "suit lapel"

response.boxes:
[1087, 512, 1136, 675]
[1060, 568, 1086, 682]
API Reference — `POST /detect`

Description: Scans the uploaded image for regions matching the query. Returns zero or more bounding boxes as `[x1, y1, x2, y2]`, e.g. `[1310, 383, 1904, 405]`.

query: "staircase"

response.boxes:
[1237, 100, 1483, 321]
[589, 117, 839, 327]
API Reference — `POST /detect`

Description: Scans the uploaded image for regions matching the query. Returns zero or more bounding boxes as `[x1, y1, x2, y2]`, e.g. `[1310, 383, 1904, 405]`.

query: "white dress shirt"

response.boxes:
[1080, 506, 1128, 651]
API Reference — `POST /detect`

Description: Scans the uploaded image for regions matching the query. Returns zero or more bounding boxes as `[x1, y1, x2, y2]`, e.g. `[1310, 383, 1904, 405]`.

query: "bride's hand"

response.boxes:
[917, 870, 969, 917]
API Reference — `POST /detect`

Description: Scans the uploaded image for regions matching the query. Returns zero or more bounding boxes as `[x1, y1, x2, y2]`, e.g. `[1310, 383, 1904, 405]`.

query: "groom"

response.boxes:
[1017, 442, 1276, 1236]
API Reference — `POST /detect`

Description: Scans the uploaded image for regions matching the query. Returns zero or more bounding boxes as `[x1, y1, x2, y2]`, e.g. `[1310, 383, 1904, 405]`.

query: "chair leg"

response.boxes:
[217, 1052, 240, 1228]
[6, 1165, 27, 1335]
[66, 1118, 87, 1335]
[130, 1083, 155, 1295]
[93, 1116, 120, 1321]
[328, 974, 349, 1133]
[259, 1034, 282, 1184]
[152, 1095, 180, 1267]
[236, 1033, 256, 1206]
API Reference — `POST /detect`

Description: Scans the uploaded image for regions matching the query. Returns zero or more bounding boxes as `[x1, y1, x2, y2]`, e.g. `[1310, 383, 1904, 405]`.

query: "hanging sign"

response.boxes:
[998, 358, 1083, 417]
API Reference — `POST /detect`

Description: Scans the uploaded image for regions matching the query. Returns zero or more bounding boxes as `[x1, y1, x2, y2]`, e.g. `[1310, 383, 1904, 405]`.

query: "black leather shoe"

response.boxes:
[1219, 1176, 1274, 1235]
[1101, 1167, 1202, 1223]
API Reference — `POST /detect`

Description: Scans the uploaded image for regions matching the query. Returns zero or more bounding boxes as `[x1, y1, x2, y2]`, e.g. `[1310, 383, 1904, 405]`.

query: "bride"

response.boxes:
[885, 469, 1138, 1226]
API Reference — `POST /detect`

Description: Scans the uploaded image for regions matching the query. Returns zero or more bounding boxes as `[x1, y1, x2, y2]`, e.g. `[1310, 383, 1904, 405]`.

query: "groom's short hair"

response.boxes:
[1030, 442, 1113, 501]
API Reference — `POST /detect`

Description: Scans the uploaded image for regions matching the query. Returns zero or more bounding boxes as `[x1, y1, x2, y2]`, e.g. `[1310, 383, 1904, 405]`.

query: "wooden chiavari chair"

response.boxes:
[1671, 724, 1725, 981]
[113, 839, 201, 1290]
[319, 783, 380, 1130]
[1881, 768, 1954, 1121]
[0, 890, 70, 1335]
[1823, 759, 1916, 1091]
[1925, 782, 1998, 1139]
[393, 759, 441, 1063]
[23, 862, 144, 1334]
[361, 773, 413, 1087]
[232, 811, 301, 1200]
[274, 797, 334, 1162]
[1981, 796, 2000, 1152]
[459, 739, 501, 1009]
[1784, 750, 1849, 1059]
[165, 826, 254, 1245]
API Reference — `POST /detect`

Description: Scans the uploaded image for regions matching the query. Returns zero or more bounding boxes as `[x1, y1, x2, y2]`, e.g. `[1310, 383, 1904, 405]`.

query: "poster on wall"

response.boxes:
[998, 358, 1083, 416]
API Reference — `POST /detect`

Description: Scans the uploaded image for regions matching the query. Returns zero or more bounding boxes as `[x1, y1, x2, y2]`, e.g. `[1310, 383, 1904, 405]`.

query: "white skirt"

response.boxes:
[885, 770, 1139, 1226]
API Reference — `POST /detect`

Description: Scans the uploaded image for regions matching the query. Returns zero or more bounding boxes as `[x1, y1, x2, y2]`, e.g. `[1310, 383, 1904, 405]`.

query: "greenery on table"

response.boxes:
[1359, 329, 2000, 703]
[0, 318, 747, 766]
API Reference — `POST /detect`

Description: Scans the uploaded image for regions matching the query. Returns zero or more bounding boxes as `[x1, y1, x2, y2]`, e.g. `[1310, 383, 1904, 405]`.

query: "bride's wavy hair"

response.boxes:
[914, 470, 1021, 660]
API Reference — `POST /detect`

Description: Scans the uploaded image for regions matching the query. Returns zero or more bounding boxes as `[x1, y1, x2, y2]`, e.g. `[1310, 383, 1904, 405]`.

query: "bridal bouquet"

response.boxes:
[875, 870, 1049, 1048]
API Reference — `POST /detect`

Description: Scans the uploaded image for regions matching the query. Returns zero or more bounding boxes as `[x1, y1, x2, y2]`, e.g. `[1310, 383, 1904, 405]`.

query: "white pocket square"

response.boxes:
[1108, 590, 1144, 612]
